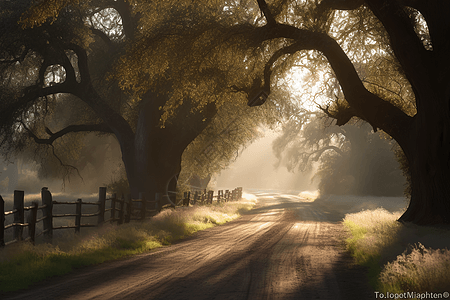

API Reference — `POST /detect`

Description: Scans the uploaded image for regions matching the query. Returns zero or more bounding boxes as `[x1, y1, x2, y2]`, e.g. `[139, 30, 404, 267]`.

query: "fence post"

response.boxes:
[225, 190, 229, 202]
[13, 190, 24, 242]
[98, 187, 106, 227]
[140, 192, 146, 220]
[201, 189, 206, 204]
[155, 193, 161, 212]
[28, 201, 38, 245]
[41, 187, 53, 243]
[125, 194, 132, 223]
[111, 193, 117, 222]
[183, 191, 190, 206]
[0, 196, 5, 247]
[208, 191, 213, 204]
[193, 191, 198, 205]
[118, 193, 125, 225]
[75, 199, 82, 234]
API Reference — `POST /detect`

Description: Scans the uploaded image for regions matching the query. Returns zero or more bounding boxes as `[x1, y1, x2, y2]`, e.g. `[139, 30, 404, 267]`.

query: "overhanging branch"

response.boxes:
[254, 23, 413, 147]
[0, 83, 76, 123]
[25, 123, 113, 145]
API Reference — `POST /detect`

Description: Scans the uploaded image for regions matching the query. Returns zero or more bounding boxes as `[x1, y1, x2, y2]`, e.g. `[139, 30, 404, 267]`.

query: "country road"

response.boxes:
[3, 191, 374, 300]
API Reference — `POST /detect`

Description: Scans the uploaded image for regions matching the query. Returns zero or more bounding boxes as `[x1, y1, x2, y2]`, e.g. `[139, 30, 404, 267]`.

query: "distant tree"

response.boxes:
[0, 160, 18, 193]
[273, 114, 405, 196]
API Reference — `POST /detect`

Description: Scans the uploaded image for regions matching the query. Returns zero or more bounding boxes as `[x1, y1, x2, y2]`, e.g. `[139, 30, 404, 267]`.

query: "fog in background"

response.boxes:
[215, 129, 317, 192]
[0, 135, 123, 206]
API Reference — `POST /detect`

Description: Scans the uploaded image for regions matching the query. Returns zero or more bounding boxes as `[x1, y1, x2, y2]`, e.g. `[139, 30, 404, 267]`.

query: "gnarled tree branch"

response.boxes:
[67, 42, 135, 147]
[0, 82, 76, 125]
[25, 123, 113, 145]
[318, 103, 358, 127]
[254, 23, 413, 147]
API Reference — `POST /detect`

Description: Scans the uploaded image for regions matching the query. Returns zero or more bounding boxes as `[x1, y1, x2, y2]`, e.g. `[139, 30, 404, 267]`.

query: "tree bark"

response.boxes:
[129, 90, 217, 205]
[399, 105, 450, 225]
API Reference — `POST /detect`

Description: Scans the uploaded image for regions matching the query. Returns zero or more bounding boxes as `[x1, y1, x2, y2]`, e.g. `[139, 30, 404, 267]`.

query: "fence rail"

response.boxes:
[0, 186, 243, 247]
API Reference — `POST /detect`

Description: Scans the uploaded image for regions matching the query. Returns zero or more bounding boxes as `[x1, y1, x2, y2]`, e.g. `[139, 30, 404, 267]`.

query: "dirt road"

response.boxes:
[4, 192, 374, 299]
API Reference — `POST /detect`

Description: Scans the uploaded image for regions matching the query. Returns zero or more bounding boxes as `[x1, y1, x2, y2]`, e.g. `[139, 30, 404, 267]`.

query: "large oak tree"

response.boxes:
[0, 0, 290, 205]
[244, 0, 449, 225]
[0, 1, 222, 205]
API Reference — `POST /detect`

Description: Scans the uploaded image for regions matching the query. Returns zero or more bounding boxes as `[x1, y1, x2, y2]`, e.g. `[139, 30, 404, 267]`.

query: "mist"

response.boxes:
[0, 134, 124, 203]
[215, 128, 317, 192]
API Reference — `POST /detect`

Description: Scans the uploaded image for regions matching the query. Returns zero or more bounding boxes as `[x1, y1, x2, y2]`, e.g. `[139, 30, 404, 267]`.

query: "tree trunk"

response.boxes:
[399, 108, 450, 225]
[127, 90, 217, 206]
[400, 152, 450, 225]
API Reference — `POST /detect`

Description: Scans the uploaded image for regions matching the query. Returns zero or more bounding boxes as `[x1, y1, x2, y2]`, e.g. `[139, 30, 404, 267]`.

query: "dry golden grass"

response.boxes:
[343, 208, 450, 293]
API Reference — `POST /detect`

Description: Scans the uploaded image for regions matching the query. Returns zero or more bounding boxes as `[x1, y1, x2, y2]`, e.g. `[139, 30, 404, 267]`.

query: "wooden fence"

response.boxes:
[0, 186, 243, 247]
[180, 187, 243, 206]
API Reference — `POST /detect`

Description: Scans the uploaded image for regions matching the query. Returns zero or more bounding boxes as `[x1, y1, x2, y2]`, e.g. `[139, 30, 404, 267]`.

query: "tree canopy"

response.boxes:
[0, 0, 295, 201]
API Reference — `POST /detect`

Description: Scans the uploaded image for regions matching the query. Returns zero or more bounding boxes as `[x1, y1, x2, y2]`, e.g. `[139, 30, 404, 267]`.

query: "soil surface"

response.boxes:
[3, 191, 375, 300]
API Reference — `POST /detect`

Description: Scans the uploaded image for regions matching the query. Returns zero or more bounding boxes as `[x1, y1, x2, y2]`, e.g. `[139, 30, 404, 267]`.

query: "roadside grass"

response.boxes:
[343, 208, 450, 294]
[0, 196, 256, 293]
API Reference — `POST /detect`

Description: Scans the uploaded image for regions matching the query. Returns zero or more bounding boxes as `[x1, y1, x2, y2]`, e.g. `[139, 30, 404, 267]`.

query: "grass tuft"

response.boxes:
[0, 197, 256, 292]
[380, 243, 450, 293]
[343, 208, 450, 293]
